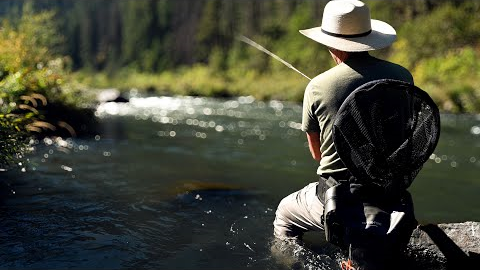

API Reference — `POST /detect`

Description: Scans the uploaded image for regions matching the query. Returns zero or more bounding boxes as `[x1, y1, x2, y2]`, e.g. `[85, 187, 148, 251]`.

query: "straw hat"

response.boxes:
[299, 0, 396, 52]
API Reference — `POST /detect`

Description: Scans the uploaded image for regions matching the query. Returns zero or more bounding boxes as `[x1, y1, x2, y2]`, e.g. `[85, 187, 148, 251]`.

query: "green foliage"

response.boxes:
[391, 2, 480, 69]
[0, 113, 30, 167]
[196, 0, 222, 62]
[271, 2, 332, 76]
[120, 1, 155, 69]
[413, 48, 480, 113]
[0, 3, 64, 98]
[0, 5, 59, 169]
[385, 1, 480, 113]
[0, 3, 93, 169]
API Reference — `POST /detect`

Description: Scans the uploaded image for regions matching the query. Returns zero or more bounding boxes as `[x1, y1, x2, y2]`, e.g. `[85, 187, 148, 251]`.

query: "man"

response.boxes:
[273, 0, 414, 239]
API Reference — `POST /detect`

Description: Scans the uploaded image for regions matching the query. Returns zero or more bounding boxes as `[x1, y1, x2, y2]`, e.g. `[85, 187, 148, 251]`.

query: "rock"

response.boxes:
[406, 221, 480, 269]
[410, 222, 480, 255]
[97, 89, 129, 103]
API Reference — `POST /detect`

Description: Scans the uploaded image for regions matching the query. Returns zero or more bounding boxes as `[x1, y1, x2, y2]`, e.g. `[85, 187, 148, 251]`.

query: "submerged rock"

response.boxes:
[97, 89, 129, 103]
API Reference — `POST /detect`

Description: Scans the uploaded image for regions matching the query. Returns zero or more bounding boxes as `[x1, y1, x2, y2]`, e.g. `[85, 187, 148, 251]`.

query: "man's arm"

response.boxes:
[306, 132, 321, 161]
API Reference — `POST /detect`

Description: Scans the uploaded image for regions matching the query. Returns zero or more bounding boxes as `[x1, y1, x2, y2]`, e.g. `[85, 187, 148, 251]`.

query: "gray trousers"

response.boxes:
[273, 182, 325, 239]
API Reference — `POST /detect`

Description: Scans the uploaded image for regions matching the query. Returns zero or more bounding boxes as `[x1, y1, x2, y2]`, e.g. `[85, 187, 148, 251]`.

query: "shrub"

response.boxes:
[0, 3, 94, 169]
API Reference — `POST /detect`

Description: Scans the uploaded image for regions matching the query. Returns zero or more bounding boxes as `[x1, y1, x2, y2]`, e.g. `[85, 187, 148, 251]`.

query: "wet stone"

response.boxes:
[406, 221, 480, 270]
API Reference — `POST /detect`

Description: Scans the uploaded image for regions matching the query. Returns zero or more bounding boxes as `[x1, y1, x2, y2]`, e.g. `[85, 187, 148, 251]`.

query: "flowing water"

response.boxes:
[1, 94, 479, 269]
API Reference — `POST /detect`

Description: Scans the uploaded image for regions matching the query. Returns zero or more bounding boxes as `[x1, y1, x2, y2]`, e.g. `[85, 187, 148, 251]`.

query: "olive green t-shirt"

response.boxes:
[301, 53, 414, 176]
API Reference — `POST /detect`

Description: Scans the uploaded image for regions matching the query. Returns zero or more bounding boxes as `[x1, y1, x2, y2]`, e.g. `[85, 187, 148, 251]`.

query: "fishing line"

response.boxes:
[237, 35, 312, 81]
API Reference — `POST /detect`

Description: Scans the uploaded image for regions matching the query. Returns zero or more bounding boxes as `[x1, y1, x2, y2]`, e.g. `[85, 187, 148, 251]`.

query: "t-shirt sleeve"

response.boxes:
[301, 84, 320, 133]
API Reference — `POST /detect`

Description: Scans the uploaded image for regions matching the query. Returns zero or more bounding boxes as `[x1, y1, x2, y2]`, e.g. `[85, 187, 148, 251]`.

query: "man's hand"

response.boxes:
[306, 132, 322, 161]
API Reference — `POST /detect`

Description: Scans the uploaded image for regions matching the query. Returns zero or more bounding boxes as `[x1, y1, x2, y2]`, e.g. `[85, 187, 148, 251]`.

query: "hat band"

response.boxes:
[321, 28, 372, 38]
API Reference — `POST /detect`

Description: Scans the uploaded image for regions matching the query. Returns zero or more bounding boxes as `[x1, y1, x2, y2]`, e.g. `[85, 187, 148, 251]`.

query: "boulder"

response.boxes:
[97, 89, 129, 103]
[406, 221, 480, 269]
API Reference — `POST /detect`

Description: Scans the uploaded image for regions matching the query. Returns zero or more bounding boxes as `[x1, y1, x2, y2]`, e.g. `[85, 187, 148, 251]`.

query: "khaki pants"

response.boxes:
[273, 182, 324, 239]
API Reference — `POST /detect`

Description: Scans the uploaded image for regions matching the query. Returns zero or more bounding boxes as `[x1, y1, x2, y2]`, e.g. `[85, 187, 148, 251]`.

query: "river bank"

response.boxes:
[72, 66, 307, 103]
[72, 63, 480, 114]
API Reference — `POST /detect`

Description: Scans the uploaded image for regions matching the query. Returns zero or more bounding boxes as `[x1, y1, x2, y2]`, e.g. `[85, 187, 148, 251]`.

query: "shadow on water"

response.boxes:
[0, 175, 272, 269]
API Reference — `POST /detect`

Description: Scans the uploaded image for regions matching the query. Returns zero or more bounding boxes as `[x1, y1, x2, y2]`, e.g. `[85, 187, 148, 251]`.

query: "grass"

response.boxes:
[71, 65, 308, 102]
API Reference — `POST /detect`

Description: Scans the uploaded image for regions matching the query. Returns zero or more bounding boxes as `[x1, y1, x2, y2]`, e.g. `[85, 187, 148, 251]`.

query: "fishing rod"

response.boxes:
[237, 35, 312, 81]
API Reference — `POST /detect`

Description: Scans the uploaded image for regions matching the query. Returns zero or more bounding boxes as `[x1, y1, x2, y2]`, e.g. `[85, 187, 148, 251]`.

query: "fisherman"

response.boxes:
[273, 0, 414, 240]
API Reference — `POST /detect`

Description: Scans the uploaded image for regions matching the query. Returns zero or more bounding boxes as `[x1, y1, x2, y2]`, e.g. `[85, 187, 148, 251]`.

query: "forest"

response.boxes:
[1, 0, 479, 111]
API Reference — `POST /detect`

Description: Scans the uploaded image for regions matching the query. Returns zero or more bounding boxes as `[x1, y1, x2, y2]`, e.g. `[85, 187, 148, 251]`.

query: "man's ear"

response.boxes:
[329, 49, 350, 64]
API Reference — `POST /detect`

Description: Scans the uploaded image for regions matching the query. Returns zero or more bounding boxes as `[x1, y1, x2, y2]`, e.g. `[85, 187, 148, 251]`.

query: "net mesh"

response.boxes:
[332, 79, 440, 193]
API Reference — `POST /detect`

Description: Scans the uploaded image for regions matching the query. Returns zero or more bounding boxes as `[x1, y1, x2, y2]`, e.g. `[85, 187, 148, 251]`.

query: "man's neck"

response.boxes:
[331, 50, 370, 65]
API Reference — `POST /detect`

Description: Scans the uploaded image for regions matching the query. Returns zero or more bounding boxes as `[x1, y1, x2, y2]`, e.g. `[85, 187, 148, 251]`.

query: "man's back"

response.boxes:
[301, 52, 413, 176]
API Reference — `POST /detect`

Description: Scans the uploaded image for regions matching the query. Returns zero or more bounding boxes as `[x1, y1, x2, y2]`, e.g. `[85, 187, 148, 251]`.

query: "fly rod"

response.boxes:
[237, 35, 312, 81]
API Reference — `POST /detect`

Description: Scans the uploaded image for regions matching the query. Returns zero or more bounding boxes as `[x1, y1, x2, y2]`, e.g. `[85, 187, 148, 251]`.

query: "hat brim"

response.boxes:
[299, 20, 396, 52]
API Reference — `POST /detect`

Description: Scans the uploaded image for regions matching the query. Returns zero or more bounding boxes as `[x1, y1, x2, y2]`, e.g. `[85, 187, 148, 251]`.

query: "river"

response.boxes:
[1, 95, 479, 269]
